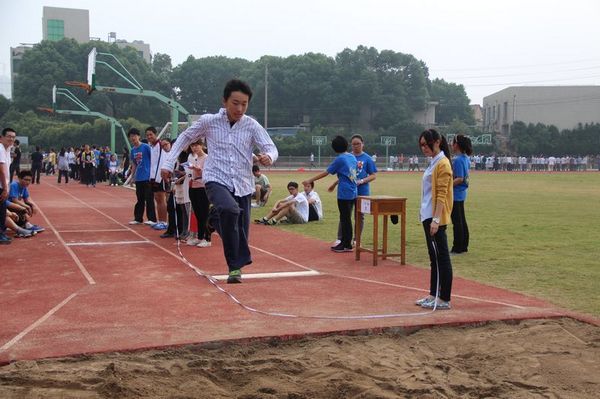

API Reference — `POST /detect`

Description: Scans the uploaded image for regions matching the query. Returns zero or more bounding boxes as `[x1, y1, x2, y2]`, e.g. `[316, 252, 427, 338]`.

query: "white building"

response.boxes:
[42, 6, 90, 43]
[483, 86, 600, 134]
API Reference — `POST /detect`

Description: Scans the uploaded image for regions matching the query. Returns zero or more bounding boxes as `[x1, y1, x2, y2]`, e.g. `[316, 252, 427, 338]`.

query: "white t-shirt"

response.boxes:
[286, 193, 309, 223]
[0, 144, 10, 189]
[303, 190, 323, 220]
[150, 142, 166, 183]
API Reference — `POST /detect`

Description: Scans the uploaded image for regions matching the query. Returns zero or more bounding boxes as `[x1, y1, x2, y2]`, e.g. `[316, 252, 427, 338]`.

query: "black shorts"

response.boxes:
[150, 179, 169, 192]
[308, 204, 320, 222]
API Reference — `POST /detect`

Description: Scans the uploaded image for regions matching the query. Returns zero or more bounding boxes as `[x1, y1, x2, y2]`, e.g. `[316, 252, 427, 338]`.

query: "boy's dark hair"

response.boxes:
[331, 135, 348, 153]
[14, 139, 20, 145]
[223, 79, 253, 101]
[145, 126, 157, 134]
[287, 181, 299, 189]
[18, 170, 33, 179]
[252, 165, 260, 173]
[128, 128, 140, 137]
[1, 127, 15, 136]
[304, 181, 314, 188]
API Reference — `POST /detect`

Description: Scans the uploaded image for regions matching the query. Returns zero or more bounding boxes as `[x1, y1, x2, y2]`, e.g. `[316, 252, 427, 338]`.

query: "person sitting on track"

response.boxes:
[8, 170, 45, 234]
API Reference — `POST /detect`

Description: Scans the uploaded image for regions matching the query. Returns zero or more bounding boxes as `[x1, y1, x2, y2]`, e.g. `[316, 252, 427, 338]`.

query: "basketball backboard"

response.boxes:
[87, 47, 97, 88]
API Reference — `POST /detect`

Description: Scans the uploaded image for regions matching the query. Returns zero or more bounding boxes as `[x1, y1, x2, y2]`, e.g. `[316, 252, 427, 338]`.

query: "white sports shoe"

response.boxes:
[129, 220, 142, 225]
[196, 239, 212, 248]
[186, 237, 201, 246]
[144, 220, 157, 226]
[331, 239, 341, 247]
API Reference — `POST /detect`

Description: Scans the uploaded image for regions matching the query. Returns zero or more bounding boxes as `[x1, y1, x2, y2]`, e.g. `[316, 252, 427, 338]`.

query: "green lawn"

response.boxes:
[253, 171, 600, 317]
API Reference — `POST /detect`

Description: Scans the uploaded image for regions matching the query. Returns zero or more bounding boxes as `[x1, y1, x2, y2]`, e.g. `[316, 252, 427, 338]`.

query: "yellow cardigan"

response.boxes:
[432, 157, 454, 226]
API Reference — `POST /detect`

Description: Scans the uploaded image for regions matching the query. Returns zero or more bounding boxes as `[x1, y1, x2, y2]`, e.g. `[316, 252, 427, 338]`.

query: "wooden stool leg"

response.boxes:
[382, 215, 388, 260]
[372, 213, 378, 266]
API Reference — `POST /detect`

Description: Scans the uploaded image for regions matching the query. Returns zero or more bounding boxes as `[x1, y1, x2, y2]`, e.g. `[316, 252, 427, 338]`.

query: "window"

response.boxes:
[47, 19, 64, 41]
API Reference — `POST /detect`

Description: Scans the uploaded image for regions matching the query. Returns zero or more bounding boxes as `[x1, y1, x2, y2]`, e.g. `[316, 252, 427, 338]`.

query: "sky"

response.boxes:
[1, 0, 599, 105]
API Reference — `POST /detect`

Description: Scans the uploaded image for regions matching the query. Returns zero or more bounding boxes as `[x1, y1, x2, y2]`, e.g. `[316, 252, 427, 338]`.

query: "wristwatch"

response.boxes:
[432, 217, 440, 224]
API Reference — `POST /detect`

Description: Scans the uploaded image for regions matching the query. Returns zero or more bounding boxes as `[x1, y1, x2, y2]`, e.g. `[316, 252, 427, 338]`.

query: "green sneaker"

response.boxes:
[227, 269, 242, 284]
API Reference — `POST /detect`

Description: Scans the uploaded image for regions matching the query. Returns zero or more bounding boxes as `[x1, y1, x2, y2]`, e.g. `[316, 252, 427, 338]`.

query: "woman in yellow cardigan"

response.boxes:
[415, 129, 454, 310]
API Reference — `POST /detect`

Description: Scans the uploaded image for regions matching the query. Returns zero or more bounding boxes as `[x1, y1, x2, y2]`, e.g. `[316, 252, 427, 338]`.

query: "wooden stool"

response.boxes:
[355, 196, 406, 266]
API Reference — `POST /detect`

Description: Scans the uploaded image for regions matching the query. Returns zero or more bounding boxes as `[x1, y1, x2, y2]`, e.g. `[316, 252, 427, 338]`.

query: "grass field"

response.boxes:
[252, 170, 600, 317]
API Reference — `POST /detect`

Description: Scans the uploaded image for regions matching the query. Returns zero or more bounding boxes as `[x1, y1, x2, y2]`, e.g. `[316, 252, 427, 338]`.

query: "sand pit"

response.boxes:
[1, 318, 598, 398]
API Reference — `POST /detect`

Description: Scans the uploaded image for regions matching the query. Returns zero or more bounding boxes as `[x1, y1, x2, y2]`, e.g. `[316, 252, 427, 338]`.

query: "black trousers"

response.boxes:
[134, 180, 156, 223]
[451, 200, 469, 253]
[423, 219, 453, 302]
[205, 182, 251, 272]
[189, 187, 211, 241]
[31, 164, 42, 184]
[9, 163, 20, 182]
[337, 199, 355, 248]
[57, 170, 69, 183]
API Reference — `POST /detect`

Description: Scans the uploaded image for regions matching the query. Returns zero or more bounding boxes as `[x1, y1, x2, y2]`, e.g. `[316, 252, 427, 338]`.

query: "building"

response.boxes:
[412, 101, 438, 128]
[470, 104, 483, 128]
[483, 86, 600, 134]
[114, 39, 152, 63]
[9, 45, 33, 98]
[42, 6, 90, 43]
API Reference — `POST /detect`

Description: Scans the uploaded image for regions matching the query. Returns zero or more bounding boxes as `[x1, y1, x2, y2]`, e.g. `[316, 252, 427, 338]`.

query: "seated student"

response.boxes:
[4, 208, 35, 237]
[302, 181, 323, 222]
[8, 170, 45, 233]
[251, 165, 272, 207]
[254, 181, 309, 225]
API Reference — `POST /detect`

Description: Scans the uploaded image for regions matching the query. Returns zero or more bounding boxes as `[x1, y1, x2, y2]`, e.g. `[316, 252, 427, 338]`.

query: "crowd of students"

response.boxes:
[32, 145, 127, 186]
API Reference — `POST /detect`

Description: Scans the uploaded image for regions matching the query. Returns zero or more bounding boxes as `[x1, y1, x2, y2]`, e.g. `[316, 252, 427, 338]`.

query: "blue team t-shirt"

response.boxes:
[8, 181, 29, 201]
[452, 154, 470, 201]
[327, 152, 357, 200]
[355, 152, 377, 196]
[130, 143, 152, 182]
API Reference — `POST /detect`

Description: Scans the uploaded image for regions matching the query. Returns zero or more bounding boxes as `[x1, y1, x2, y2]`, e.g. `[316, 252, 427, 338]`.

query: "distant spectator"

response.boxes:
[9, 139, 21, 182]
[30, 146, 44, 184]
[251, 165, 272, 208]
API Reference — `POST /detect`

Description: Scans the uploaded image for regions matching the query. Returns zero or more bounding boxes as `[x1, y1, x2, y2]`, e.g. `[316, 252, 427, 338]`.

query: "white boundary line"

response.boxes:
[212, 270, 320, 281]
[0, 293, 78, 352]
[66, 240, 150, 247]
[58, 229, 130, 233]
[36, 204, 96, 285]
[46, 184, 529, 310]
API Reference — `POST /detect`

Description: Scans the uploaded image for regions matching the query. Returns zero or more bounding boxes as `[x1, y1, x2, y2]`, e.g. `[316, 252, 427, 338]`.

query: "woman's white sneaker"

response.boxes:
[196, 239, 212, 248]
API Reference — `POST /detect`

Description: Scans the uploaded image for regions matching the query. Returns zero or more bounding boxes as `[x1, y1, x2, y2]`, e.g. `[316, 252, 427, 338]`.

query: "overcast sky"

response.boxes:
[1, 0, 599, 105]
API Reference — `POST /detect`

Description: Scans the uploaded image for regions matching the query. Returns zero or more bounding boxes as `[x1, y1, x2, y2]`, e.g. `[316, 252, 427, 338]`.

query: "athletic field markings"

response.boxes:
[46, 183, 529, 309]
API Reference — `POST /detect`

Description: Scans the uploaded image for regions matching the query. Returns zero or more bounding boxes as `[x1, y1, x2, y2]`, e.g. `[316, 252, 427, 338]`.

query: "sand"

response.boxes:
[0, 318, 598, 398]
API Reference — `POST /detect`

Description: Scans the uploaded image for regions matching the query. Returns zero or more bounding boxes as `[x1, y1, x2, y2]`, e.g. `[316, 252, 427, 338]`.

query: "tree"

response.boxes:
[429, 78, 474, 125]
[0, 95, 10, 118]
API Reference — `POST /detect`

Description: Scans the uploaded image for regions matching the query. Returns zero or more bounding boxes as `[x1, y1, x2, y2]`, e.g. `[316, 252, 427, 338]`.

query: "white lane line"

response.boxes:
[36, 205, 96, 285]
[341, 275, 526, 309]
[45, 184, 529, 310]
[249, 245, 317, 272]
[66, 240, 150, 247]
[0, 292, 78, 352]
[58, 229, 130, 233]
[212, 270, 321, 281]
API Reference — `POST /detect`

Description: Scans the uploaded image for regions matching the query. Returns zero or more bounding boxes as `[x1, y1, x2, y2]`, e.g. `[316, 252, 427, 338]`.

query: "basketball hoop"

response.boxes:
[37, 107, 54, 114]
[65, 81, 93, 94]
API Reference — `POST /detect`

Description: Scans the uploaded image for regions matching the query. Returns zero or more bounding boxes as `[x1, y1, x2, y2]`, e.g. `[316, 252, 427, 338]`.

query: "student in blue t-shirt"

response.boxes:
[450, 134, 473, 254]
[128, 128, 156, 225]
[328, 134, 377, 246]
[303, 135, 357, 252]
